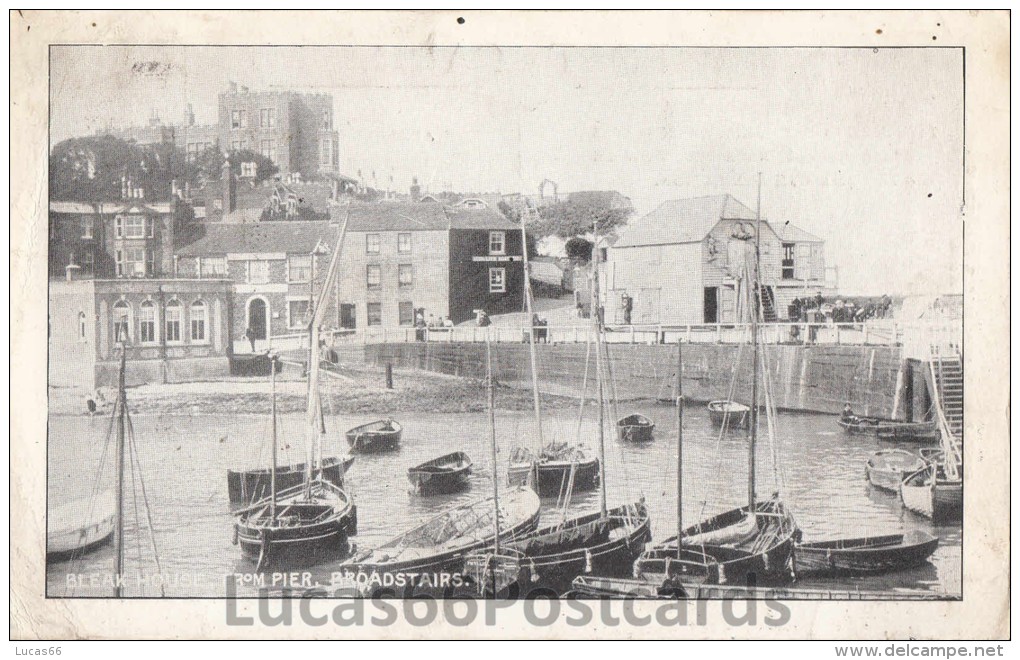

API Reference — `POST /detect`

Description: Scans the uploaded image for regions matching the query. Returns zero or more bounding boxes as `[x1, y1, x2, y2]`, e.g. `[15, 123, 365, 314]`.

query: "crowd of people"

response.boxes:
[787, 293, 893, 324]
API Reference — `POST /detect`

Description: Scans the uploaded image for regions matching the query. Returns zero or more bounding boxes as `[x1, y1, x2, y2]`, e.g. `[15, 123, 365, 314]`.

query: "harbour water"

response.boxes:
[47, 401, 961, 598]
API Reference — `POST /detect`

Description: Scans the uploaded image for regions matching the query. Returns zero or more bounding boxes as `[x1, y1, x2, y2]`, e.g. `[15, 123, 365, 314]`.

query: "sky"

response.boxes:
[50, 46, 964, 295]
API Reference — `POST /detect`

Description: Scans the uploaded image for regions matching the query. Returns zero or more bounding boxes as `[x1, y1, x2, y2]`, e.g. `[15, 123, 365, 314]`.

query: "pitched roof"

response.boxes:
[613, 194, 756, 248]
[775, 223, 823, 243]
[336, 203, 519, 232]
[175, 221, 333, 256]
[49, 200, 174, 215]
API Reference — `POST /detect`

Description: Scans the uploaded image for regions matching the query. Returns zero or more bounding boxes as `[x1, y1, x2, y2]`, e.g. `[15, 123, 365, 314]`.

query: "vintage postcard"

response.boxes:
[9, 10, 1010, 641]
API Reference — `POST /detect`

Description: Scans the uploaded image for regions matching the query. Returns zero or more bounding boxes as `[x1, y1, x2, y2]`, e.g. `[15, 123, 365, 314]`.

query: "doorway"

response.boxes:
[247, 297, 268, 340]
[340, 303, 356, 329]
[704, 287, 719, 323]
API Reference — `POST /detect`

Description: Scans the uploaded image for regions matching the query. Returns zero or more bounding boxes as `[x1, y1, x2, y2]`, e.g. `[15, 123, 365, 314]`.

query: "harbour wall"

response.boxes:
[336, 342, 927, 419]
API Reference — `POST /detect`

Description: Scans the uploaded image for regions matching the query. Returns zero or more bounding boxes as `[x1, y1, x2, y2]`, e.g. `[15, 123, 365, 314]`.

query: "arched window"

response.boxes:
[139, 300, 157, 343]
[190, 300, 207, 342]
[165, 299, 182, 342]
[78, 311, 86, 340]
[112, 300, 131, 343]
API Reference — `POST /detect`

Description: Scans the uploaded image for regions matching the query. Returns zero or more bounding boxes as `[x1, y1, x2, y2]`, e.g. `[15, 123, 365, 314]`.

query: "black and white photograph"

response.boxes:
[10, 9, 1010, 643]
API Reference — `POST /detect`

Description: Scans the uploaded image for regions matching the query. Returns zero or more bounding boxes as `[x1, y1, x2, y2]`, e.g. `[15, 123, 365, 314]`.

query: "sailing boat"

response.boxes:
[507, 202, 599, 496]
[342, 340, 541, 597]
[474, 226, 652, 596]
[233, 220, 358, 571]
[53, 347, 166, 596]
[635, 177, 798, 588]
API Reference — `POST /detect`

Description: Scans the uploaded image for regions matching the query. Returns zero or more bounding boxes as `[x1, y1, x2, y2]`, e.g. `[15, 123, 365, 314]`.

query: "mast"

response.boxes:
[676, 341, 684, 557]
[269, 354, 278, 521]
[748, 173, 762, 510]
[304, 215, 350, 493]
[520, 205, 545, 470]
[114, 347, 126, 598]
[486, 340, 501, 555]
[592, 224, 607, 517]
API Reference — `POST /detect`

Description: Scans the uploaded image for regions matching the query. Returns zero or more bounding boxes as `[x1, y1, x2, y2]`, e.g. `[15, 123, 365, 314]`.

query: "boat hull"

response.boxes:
[838, 417, 939, 442]
[617, 415, 655, 442]
[794, 531, 939, 576]
[346, 421, 402, 453]
[505, 501, 653, 596]
[234, 482, 358, 570]
[707, 401, 751, 430]
[407, 452, 472, 495]
[227, 456, 353, 507]
[507, 458, 601, 496]
[901, 467, 962, 523]
[865, 450, 926, 493]
[46, 491, 117, 561]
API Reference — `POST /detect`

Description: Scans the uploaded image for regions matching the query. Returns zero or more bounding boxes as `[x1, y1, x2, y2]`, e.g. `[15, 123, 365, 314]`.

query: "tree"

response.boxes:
[565, 237, 595, 263]
[533, 199, 633, 239]
[194, 147, 279, 185]
[49, 135, 175, 201]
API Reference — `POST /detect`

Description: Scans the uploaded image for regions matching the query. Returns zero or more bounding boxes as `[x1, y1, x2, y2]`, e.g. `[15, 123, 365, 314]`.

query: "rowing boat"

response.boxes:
[794, 530, 939, 576]
[407, 451, 473, 496]
[346, 419, 402, 453]
[707, 400, 751, 430]
[617, 414, 655, 442]
[228, 456, 355, 507]
[865, 449, 926, 492]
[838, 416, 939, 441]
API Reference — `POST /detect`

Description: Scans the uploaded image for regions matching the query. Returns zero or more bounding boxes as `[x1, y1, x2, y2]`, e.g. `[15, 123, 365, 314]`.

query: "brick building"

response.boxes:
[174, 221, 336, 350]
[335, 203, 524, 329]
[217, 82, 339, 177]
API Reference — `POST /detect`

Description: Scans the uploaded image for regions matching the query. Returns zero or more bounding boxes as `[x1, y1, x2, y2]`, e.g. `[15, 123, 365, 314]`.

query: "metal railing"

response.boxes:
[318, 320, 960, 349]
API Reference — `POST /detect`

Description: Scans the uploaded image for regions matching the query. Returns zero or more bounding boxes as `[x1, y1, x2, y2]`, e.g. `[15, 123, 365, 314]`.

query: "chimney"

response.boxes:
[228, 80, 238, 94]
[222, 154, 236, 214]
[410, 176, 421, 202]
[185, 104, 195, 127]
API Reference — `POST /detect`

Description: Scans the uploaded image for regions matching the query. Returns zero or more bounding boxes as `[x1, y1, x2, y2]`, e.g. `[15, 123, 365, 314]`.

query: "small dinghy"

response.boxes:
[707, 400, 751, 429]
[794, 530, 939, 576]
[901, 464, 962, 523]
[865, 449, 926, 493]
[228, 456, 355, 507]
[346, 419, 402, 453]
[47, 490, 117, 561]
[508, 443, 600, 496]
[617, 414, 655, 442]
[407, 451, 473, 495]
[837, 416, 939, 441]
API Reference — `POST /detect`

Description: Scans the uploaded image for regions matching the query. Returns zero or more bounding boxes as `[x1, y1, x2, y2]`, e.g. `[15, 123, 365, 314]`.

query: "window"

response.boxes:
[190, 300, 207, 342]
[81, 216, 93, 239]
[320, 139, 332, 166]
[247, 260, 270, 284]
[366, 233, 380, 254]
[781, 243, 795, 280]
[165, 300, 182, 342]
[397, 232, 412, 254]
[366, 264, 381, 289]
[398, 302, 414, 326]
[145, 249, 154, 276]
[398, 264, 413, 287]
[288, 300, 310, 329]
[231, 140, 244, 152]
[187, 143, 200, 160]
[117, 215, 145, 239]
[78, 312, 87, 340]
[240, 162, 257, 178]
[231, 110, 247, 129]
[288, 254, 312, 283]
[139, 301, 157, 343]
[112, 300, 131, 343]
[322, 110, 331, 129]
[367, 303, 382, 327]
[200, 257, 227, 278]
[117, 247, 146, 278]
[82, 250, 94, 275]
[489, 267, 506, 293]
[259, 140, 276, 163]
[489, 231, 506, 255]
[260, 108, 276, 128]
[148, 217, 155, 238]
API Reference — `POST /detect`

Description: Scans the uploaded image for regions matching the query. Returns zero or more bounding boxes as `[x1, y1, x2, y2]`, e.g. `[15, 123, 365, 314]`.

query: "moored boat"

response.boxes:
[47, 490, 116, 561]
[838, 416, 939, 441]
[407, 451, 473, 495]
[707, 400, 751, 430]
[234, 480, 357, 570]
[340, 487, 541, 597]
[617, 413, 655, 442]
[794, 530, 939, 576]
[228, 456, 354, 507]
[865, 449, 926, 492]
[901, 464, 962, 523]
[508, 444, 600, 496]
[346, 419, 402, 453]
